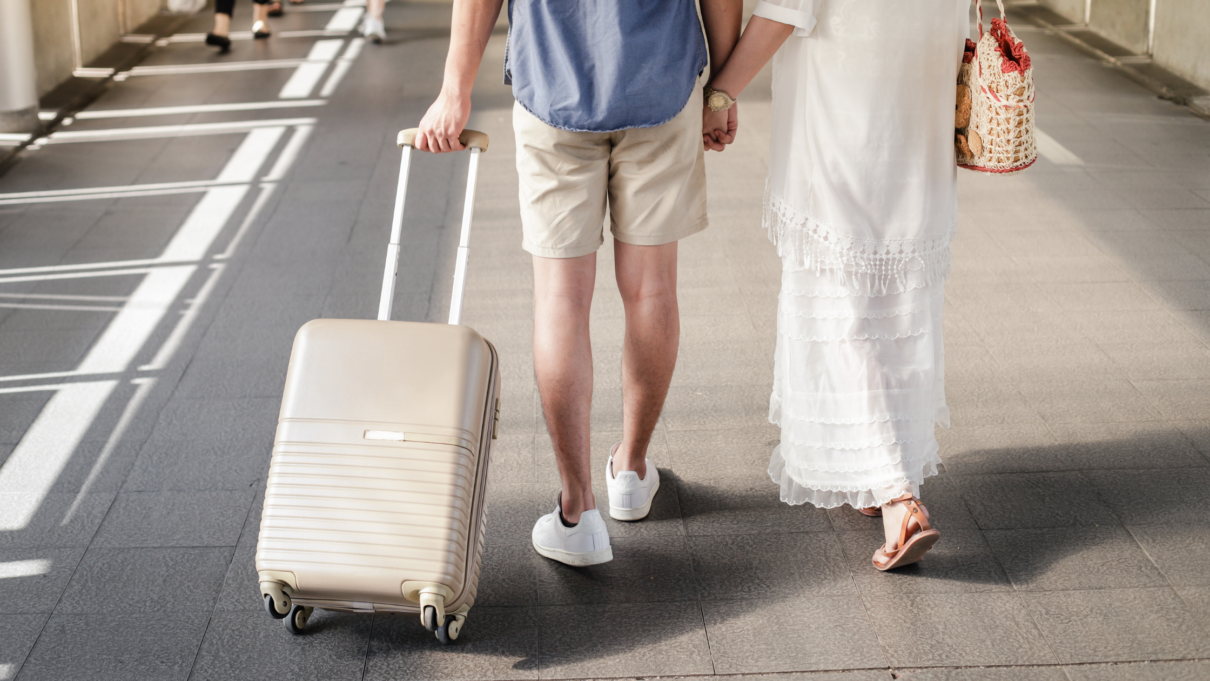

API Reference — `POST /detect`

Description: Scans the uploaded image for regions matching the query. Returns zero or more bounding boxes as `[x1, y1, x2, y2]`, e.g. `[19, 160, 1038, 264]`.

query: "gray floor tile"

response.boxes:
[0, 492, 116, 549]
[532, 601, 714, 678]
[57, 546, 233, 613]
[677, 474, 832, 536]
[188, 610, 371, 681]
[1127, 523, 1210, 586]
[1130, 379, 1210, 421]
[534, 536, 697, 605]
[17, 611, 208, 681]
[1021, 587, 1210, 663]
[664, 425, 782, 477]
[364, 607, 538, 681]
[949, 472, 1118, 529]
[839, 529, 1013, 594]
[1063, 660, 1210, 681]
[984, 525, 1168, 591]
[690, 532, 855, 600]
[1017, 379, 1164, 424]
[122, 437, 272, 491]
[475, 543, 540, 608]
[662, 383, 772, 432]
[0, 548, 85, 614]
[1084, 468, 1210, 524]
[1175, 586, 1210, 634]
[702, 595, 884, 673]
[893, 667, 1067, 681]
[92, 490, 254, 547]
[1044, 422, 1207, 470]
[863, 593, 1056, 667]
[0, 613, 48, 681]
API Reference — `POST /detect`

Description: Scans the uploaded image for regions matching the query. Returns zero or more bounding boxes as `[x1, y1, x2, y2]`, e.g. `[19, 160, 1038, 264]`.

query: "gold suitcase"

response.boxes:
[256, 129, 499, 644]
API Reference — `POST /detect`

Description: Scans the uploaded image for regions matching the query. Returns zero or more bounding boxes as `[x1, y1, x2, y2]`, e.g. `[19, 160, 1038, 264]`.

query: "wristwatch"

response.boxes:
[704, 85, 736, 112]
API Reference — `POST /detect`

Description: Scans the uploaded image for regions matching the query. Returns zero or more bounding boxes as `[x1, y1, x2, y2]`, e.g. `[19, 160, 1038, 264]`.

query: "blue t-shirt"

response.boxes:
[504, 0, 708, 133]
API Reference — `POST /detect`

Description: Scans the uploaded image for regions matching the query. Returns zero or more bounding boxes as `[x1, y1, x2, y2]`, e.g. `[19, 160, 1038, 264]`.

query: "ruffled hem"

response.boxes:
[768, 443, 942, 509]
[764, 189, 953, 296]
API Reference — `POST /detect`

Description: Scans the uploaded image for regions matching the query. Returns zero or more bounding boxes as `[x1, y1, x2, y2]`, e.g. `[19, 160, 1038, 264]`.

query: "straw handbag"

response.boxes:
[955, 0, 1037, 174]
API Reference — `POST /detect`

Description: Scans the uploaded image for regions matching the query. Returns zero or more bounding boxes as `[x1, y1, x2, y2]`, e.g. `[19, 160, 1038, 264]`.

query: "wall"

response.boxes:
[29, 0, 164, 97]
[1151, 0, 1210, 90]
[1039, 0, 1210, 91]
[1090, 0, 1150, 54]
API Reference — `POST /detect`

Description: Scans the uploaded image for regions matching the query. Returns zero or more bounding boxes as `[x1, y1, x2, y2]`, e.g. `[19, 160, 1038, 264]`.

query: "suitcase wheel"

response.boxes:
[422, 605, 438, 632]
[263, 594, 290, 620]
[436, 615, 464, 645]
[285, 604, 314, 635]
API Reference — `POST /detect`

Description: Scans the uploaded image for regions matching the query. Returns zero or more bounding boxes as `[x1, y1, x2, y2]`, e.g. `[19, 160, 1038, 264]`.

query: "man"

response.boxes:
[417, 0, 741, 566]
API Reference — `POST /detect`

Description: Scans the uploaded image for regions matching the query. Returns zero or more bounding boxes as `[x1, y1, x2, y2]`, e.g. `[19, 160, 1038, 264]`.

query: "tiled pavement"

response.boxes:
[1, 1, 1209, 680]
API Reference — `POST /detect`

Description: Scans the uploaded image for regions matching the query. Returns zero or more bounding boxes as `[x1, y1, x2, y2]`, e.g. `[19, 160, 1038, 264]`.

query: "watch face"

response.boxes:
[708, 92, 728, 111]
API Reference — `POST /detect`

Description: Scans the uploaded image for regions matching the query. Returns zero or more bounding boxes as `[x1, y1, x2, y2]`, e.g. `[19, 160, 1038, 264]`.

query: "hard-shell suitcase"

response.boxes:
[256, 128, 499, 644]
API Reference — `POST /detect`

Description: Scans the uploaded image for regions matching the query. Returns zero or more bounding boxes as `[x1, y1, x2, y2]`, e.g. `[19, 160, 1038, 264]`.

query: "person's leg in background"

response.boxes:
[251, 0, 273, 38]
[206, 0, 236, 52]
[362, 0, 387, 43]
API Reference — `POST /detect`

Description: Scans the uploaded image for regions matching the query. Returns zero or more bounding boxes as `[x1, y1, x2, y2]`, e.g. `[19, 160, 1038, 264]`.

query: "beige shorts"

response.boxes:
[512, 88, 708, 259]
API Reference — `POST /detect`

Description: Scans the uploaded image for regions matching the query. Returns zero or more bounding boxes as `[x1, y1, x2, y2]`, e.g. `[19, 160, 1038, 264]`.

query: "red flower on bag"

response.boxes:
[963, 38, 977, 64]
[989, 19, 1030, 74]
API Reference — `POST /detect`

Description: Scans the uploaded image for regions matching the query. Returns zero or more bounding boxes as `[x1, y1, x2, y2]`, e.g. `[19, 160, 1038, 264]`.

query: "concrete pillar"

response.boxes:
[0, 0, 41, 134]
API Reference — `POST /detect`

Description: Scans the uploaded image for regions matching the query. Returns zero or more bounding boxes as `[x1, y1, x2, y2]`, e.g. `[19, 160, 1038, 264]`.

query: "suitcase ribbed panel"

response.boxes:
[257, 320, 498, 612]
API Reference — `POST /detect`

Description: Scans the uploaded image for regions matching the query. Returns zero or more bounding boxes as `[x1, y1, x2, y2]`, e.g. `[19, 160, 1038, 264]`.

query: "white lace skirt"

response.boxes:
[768, 261, 949, 509]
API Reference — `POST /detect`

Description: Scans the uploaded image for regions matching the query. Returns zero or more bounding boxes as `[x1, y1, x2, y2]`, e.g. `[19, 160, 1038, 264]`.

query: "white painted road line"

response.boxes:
[319, 38, 365, 97]
[0, 179, 246, 205]
[0, 129, 286, 531]
[279, 39, 345, 99]
[325, 6, 364, 31]
[0, 559, 52, 579]
[262, 124, 313, 181]
[0, 380, 120, 530]
[43, 118, 313, 144]
[0, 267, 157, 285]
[0, 292, 127, 302]
[128, 59, 310, 76]
[0, 302, 123, 312]
[1036, 128, 1084, 166]
[0, 259, 184, 278]
[62, 378, 156, 525]
[76, 99, 326, 119]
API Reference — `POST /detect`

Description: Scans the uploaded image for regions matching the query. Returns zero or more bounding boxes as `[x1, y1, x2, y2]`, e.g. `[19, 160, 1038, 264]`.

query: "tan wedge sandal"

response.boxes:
[873, 494, 940, 571]
[858, 507, 881, 517]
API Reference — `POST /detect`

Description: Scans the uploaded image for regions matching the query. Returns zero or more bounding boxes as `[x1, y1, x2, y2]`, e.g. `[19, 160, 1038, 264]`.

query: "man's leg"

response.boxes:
[612, 240, 679, 478]
[533, 252, 597, 524]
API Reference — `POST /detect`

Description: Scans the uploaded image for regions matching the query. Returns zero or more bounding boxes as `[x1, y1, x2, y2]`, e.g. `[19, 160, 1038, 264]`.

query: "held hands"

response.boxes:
[702, 103, 738, 152]
[416, 90, 471, 153]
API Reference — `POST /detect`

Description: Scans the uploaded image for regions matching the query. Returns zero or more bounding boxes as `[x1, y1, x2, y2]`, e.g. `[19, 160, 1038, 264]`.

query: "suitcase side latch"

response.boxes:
[492, 397, 500, 440]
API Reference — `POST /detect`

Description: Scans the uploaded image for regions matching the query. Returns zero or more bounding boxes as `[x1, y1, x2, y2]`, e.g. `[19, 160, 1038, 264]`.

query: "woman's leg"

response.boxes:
[212, 0, 234, 34]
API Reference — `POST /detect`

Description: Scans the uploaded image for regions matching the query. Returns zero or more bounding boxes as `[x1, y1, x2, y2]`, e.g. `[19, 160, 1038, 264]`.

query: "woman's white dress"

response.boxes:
[752, 0, 970, 508]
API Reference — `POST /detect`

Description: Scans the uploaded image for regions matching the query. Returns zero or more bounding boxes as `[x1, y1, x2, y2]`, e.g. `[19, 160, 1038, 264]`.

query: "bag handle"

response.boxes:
[976, 0, 1010, 38]
[378, 128, 491, 325]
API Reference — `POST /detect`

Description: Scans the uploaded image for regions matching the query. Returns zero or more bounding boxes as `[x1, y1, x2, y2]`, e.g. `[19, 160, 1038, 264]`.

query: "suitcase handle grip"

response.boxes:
[380, 129, 486, 324]
[397, 128, 490, 152]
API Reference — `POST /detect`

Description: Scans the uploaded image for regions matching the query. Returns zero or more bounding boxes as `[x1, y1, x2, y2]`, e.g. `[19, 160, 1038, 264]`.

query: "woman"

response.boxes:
[704, 0, 968, 569]
[206, 0, 305, 52]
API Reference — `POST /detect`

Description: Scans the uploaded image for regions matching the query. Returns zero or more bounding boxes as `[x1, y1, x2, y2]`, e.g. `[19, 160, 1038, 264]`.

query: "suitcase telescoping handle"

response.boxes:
[379, 128, 491, 325]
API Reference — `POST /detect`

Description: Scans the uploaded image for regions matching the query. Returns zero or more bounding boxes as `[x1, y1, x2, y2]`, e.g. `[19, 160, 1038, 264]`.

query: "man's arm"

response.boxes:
[415, 0, 504, 153]
[699, 0, 743, 152]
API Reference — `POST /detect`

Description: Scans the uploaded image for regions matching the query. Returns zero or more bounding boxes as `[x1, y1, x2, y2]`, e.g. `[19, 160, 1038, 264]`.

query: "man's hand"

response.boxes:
[416, 90, 471, 153]
[702, 103, 738, 152]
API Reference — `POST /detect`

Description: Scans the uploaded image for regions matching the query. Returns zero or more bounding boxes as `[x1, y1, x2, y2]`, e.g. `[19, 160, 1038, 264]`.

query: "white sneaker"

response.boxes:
[605, 442, 660, 521]
[531, 499, 612, 566]
[361, 16, 385, 43]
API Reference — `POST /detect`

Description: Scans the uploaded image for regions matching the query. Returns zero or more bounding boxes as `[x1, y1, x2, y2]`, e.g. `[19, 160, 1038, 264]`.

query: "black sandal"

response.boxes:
[205, 33, 231, 53]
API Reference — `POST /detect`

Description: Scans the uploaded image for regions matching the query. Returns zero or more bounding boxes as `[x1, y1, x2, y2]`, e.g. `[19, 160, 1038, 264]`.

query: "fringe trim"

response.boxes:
[763, 189, 953, 296]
